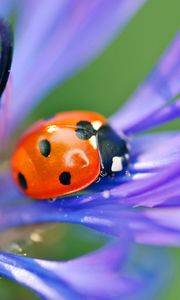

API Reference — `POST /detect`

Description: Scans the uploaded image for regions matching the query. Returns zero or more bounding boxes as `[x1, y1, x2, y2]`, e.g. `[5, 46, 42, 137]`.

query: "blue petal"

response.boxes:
[110, 31, 180, 133]
[130, 132, 180, 173]
[7, 0, 147, 133]
[0, 0, 14, 18]
[128, 99, 180, 132]
[0, 242, 158, 300]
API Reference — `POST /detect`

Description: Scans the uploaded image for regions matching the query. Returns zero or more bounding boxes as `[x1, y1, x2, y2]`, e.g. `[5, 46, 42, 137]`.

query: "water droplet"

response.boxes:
[126, 170, 131, 177]
[30, 232, 42, 243]
[48, 197, 57, 203]
[95, 176, 101, 183]
[102, 190, 110, 199]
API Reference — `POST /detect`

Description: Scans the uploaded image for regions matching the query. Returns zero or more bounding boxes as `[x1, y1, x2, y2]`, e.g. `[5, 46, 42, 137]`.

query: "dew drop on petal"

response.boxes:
[102, 190, 110, 199]
[126, 170, 131, 177]
[48, 197, 57, 203]
[30, 232, 42, 243]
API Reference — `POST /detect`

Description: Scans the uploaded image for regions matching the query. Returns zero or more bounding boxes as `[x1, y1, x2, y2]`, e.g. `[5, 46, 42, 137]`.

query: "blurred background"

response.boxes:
[1, 0, 180, 298]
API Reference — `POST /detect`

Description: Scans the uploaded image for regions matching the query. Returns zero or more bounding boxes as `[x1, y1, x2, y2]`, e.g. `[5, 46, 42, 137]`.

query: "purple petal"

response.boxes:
[130, 132, 180, 173]
[133, 207, 180, 245]
[110, 31, 180, 133]
[0, 81, 12, 145]
[0, 173, 21, 204]
[0, 243, 152, 300]
[8, 0, 147, 133]
[0, 0, 14, 18]
[1, 195, 180, 246]
[120, 100, 180, 134]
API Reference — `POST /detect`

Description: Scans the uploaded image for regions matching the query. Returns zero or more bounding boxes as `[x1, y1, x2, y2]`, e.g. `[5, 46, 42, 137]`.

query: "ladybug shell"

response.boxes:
[11, 111, 106, 199]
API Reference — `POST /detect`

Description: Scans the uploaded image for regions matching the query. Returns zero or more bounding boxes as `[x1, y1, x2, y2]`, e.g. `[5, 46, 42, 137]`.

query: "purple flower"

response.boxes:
[0, 0, 179, 298]
[2, 18, 179, 244]
[0, 0, 164, 300]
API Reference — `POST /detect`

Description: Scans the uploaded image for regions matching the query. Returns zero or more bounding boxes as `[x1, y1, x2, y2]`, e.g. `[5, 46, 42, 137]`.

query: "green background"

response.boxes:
[1, 0, 180, 298]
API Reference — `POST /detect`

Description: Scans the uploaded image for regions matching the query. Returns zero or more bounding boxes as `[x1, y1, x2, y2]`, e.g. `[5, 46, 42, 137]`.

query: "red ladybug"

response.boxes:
[11, 111, 129, 199]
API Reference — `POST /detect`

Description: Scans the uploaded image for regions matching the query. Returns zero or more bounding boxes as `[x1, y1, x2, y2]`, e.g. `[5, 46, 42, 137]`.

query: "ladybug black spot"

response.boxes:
[39, 139, 51, 157]
[18, 172, 27, 190]
[59, 172, 71, 185]
[75, 120, 96, 140]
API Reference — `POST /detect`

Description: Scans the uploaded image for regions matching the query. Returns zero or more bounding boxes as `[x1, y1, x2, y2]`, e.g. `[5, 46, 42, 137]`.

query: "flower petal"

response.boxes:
[0, 242, 155, 300]
[132, 207, 180, 245]
[0, 0, 14, 18]
[110, 31, 180, 133]
[0, 196, 178, 247]
[128, 99, 180, 133]
[8, 0, 147, 132]
[130, 132, 180, 173]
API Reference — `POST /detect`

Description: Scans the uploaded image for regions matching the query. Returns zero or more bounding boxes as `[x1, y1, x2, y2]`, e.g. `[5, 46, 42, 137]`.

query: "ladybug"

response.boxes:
[11, 111, 130, 199]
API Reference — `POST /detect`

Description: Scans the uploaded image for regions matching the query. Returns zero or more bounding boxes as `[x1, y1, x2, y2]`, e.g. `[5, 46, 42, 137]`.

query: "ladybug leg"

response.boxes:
[100, 169, 107, 177]
[95, 176, 101, 183]
[95, 168, 107, 183]
[48, 198, 57, 203]
[94, 169, 105, 183]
